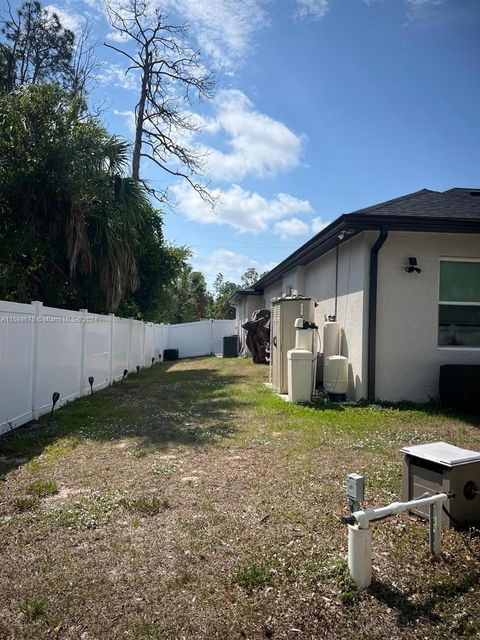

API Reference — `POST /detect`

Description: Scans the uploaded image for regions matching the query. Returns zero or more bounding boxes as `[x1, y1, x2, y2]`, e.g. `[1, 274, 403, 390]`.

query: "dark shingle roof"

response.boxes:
[347, 188, 480, 220]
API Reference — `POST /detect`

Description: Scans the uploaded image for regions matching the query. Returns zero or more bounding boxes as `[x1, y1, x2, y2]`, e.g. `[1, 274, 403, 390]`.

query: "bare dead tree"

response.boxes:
[105, 0, 215, 203]
[69, 20, 98, 99]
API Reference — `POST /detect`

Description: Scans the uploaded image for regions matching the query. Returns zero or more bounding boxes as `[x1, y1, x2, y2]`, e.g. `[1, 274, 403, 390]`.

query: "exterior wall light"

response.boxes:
[405, 257, 422, 273]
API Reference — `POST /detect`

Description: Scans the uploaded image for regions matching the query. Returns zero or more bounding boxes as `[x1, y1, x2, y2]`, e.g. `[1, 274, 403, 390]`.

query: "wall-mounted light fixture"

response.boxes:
[337, 227, 356, 241]
[405, 257, 422, 274]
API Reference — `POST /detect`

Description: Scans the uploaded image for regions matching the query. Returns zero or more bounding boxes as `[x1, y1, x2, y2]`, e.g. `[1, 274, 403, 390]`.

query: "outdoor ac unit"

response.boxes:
[401, 441, 480, 529]
[270, 297, 315, 394]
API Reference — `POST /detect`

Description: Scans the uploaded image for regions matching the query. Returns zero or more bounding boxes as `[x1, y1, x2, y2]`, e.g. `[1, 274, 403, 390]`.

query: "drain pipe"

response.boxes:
[367, 227, 389, 402]
[342, 491, 454, 588]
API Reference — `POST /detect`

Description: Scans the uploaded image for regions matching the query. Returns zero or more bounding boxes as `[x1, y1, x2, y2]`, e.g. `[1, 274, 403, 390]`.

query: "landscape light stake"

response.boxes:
[88, 376, 94, 395]
[151, 357, 155, 367]
[136, 365, 140, 374]
[122, 369, 128, 383]
[50, 392, 60, 418]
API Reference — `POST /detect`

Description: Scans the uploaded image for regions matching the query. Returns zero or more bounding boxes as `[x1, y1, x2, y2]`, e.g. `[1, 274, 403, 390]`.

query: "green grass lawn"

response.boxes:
[1, 357, 479, 639]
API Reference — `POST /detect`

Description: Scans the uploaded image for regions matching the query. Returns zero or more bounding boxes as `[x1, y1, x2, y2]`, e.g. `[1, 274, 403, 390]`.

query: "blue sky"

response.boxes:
[39, 0, 480, 286]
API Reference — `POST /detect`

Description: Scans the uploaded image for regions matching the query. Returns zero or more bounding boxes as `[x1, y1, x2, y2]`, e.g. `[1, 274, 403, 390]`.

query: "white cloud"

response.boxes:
[173, 182, 313, 234]
[106, 30, 129, 43]
[97, 63, 140, 91]
[274, 217, 309, 239]
[404, 0, 445, 19]
[295, 0, 330, 20]
[113, 109, 136, 134]
[192, 248, 260, 288]
[45, 4, 83, 32]
[201, 89, 305, 182]
[161, 0, 268, 71]
[311, 216, 328, 233]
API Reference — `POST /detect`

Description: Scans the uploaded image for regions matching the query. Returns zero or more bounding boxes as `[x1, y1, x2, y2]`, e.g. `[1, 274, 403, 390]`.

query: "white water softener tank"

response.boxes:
[287, 318, 315, 403]
[323, 321, 341, 361]
[324, 355, 348, 401]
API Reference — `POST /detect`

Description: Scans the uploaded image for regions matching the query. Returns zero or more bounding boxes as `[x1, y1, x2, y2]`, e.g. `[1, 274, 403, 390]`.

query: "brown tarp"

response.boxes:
[242, 309, 270, 364]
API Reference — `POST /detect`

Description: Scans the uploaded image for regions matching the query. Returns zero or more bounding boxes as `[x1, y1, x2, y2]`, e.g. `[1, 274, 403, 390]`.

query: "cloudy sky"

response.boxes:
[40, 0, 480, 285]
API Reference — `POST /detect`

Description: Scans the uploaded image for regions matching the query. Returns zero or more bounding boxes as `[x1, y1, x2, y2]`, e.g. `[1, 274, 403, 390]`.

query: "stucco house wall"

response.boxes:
[304, 233, 371, 400]
[376, 232, 480, 402]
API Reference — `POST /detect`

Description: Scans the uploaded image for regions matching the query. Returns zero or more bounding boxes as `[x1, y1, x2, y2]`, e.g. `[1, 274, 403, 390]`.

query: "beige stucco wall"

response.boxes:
[376, 232, 480, 402]
[304, 234, 371, 400]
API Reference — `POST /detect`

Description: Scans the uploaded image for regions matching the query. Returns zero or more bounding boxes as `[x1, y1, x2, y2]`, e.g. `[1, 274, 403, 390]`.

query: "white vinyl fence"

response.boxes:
[0, 299, 237, 435]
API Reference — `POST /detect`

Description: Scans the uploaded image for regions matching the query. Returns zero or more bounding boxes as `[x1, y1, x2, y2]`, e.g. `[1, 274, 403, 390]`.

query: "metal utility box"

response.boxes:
[270, 297, 315, 394]
[163, 348, 179, 361]
[222, 335, 239, 358]
[401, 441, 480, 528]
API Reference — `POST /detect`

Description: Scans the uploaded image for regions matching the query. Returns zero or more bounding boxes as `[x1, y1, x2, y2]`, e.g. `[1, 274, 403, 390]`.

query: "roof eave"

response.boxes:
[252, 214, 480, 292]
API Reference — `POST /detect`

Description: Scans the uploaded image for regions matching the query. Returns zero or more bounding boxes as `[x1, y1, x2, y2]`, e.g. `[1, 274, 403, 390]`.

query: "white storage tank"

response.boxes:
[287, 318, 315, 403]
[323, 321, 341, 360]
[324, 355, 348, 401]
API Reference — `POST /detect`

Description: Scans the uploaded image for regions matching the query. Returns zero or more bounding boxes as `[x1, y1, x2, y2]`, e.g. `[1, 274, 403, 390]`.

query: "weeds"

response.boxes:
[19, 596, 47, 621]
[152, 462, 180, 476]
[51, 494, 121, 530]
[234, 558, 272, 592]
[13, 496, 38, 512]
[26, 479, 57, 497]
[123, 495, 170, 516]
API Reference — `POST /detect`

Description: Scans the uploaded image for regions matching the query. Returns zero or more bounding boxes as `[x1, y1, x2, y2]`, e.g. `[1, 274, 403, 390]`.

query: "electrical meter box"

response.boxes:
[401, 441, 480, 528]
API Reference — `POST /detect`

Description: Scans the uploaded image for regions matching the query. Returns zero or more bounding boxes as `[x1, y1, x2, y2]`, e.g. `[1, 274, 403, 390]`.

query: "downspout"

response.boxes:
[367, 227, 389, 402]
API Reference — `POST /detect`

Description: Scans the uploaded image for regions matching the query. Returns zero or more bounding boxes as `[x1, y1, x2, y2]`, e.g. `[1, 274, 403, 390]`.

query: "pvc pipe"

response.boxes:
[346, 492, 450, 589]
[352, 493, 449, 529]
[348, 524, 372, 589]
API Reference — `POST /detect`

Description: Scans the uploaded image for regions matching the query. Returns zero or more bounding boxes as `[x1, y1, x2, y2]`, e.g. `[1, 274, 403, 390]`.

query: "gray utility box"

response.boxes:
[270, 297, 316, 395]
[401, 441, 480, 529]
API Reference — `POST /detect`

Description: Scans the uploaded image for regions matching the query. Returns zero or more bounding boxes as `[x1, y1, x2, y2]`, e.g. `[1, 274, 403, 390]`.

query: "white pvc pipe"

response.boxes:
[347, 492, 450, 589]
[348, 525, 372, 589]
[352, 493, 449, 529]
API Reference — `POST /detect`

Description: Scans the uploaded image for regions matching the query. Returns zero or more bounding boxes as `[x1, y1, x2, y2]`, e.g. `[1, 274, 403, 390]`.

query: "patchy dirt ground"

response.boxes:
[0, 357, 479, 640]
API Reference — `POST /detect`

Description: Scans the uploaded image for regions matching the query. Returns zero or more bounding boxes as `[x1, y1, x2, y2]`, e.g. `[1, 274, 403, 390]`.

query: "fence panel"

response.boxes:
[211, 319, 237, 355]
[0, 300, 244, 436]
[112, 317, 130, 381]
[0, 301, 35, 434]
[129, 320, 144, 371]
[36, 306, 84, 415]
[143, 323, 155, 367]
[84, 313, 111, 393]
[167, 320, 211, 358]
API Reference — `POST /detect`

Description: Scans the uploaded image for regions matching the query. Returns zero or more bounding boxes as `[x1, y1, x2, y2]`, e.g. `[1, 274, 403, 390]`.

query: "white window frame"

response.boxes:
[438, 257, 480, 350]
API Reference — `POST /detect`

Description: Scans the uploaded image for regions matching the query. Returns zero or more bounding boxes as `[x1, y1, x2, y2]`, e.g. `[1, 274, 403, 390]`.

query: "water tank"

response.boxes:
[324, 355, 348, 401]
[287, 348, 314, 403]
[323, 322, 341, 359]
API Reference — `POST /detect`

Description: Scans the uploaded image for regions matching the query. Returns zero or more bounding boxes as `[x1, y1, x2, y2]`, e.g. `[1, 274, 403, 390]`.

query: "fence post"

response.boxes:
[210, 319, 214, 355]
[79, 309, 88, 397]
[31, 301, 43, 420]
[108, 313, 115, 384]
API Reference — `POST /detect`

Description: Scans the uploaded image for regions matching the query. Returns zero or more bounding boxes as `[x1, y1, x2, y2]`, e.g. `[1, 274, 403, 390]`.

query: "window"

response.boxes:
[438, 259, 480, 347]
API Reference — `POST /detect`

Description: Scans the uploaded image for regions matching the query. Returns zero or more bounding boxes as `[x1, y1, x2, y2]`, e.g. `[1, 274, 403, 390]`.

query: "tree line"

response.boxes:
[0, 0, 251, 322]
